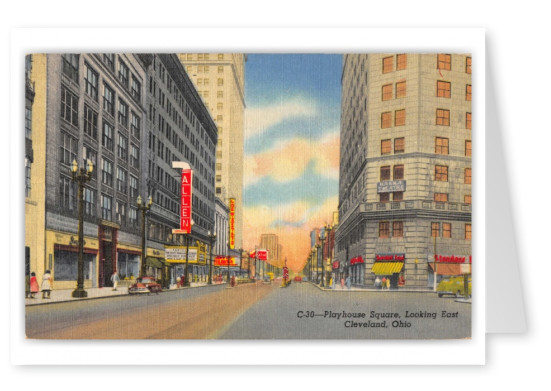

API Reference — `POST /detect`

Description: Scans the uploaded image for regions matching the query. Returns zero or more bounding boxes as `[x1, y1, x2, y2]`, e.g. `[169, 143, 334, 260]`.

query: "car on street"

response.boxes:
[128, 276, 162, 295]
[437, 276, 471, 298]
[294, 276, 302, 282]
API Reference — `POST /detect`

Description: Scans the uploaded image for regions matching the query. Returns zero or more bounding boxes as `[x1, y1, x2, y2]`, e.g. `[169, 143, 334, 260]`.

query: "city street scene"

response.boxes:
[24, 53, 472, 339]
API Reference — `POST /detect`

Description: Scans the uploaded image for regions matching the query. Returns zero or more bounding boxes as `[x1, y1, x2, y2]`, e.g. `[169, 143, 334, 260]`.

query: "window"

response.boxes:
[395, 109, 406, 126]
[131, 76, 141, 102]
[466, 57, 472, 74]
[116, 201, 127, 225]
[466, 112, 472, 129]
[25, 107, 32, 139]
[101, 194, 112, 221]
[393, 191, 403, 201]
[130, 144, 139, 168]
[396, 81, 406, 98]
[128, 207, 138, 229]
[394, 137, 405, 153]
[379, 222, 390, 238]
[465, 224, 472, 240]
[59, 132, 77, 165]
[61, 86, 79, 126]
[435, 137, 449, 155]
[381, 139, 391, 155]
[382, 84, 392, 101]
[101, 158, 113, 187]
[217, 102, 223, 110]
[103, 83, 115, 116]
[216, 175, 222, 182]
[59, 176, 76, 211]
[129, 175, 138, 199]
[465, 140, 472, 156]
[84, 188, 96, 217]
[102, 121, 114, 151]
[393, 221, 403, 238]
[436, 109, 450, 126]
[382, 56, 393, 73]
[216, 163, 222, 171]
[103, 54, 115, 71]
[437, 54, 451, 70]
[435, 165, 448, 181]
[464, 194, 472, 204]
[84, 64, 99, 101]
[131, 112, 140, 139]
[82, 145, 97, 180]
[396, 54, 407, 70]
[61, 54, 79, 83]
[118, 99, 128, 127]
[442, 223, 452, 238]
[380, 166, 391, 181]
[431, 222, 440, 237]
[434, 193, 448, 202]
[437, 80, 451, 98]
[84, 105, 98, 139]
[381, 112, 392, 128]
[218, 54, 224, 60]
[117, 167, 127, 194]
[393, 165, 404, 180]
[466, 84, 472, 101]
[118, 60, 129, 87]
[25, 158, 31, 197]
[217, 91, 223, 98]
[465, 168, 472, 184]
[217, 78, 224, 86]
[117, 133, 128, 161]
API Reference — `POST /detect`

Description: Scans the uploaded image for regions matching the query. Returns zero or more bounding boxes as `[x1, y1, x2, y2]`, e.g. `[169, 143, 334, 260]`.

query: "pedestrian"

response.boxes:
[330, 277, 335, 289]
[341, 276, 345, 289]
[111, 271, 120, 291]
[346, 275, 351, 290]
[29, 272, 39, 298]
[386, 277, 391, 290]
[381, 277, 386, 290]
[375, 276, 381, 290]
[41, 270, 52, 299]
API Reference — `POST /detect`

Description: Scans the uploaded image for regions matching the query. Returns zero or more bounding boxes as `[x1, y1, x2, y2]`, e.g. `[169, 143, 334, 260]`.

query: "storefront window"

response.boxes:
[117, 252, 140, 279]
[53, 250, 94, 281]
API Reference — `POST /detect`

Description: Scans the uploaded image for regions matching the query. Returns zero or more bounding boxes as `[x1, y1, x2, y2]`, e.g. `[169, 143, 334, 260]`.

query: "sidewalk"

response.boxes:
[310, 281, 434, 293]
[25, 282, 221, 306]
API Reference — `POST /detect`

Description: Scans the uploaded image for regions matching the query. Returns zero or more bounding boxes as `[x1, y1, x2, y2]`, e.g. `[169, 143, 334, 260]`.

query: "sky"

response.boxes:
[242, 54, 342, 272]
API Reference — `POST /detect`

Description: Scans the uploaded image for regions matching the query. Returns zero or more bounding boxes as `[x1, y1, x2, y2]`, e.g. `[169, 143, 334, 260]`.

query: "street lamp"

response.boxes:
[319, 230, 326, 288]
[207, 230, 216, 285]
[226, 241, 231, 285]
[325, 224, 333, 287]
[71, 159, 93, 298]
[315, 243, 321, 284]
[183, 220, 195, 287]
[137, 194, 153, 278]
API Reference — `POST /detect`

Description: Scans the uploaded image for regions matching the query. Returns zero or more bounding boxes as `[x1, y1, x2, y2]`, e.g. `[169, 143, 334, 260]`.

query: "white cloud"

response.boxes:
[244, 97, 317, 139]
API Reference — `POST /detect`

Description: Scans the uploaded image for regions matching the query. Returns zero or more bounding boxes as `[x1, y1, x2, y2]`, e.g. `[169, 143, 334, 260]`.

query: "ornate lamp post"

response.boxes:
[137, 195, 153, 278]
[325, 224, 333, 287]
[319, 230, 326, 288]
[71, 159, 93, 298]
[207, 230, 216, 285]
[315, 244, 321, 284]
[226, 241, 231, 285]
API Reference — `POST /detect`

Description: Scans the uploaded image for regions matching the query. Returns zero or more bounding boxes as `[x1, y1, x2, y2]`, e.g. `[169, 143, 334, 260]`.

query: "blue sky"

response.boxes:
[242, 54, 342, 268]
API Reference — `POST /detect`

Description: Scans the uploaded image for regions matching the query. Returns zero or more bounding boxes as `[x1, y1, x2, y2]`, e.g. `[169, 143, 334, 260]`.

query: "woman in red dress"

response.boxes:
[29, 272, 39, 298]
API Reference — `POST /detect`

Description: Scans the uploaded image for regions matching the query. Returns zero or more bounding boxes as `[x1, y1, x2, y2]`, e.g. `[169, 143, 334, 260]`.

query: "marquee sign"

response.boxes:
[172, 162, 193, 235]
[434, 254, 471, 263]
[375, 254, 405, 261]
[229, 198, 235, 249]
[249, 250, 268, 261]
[215, 256, 237, 266]
[165, 247, 198, 263]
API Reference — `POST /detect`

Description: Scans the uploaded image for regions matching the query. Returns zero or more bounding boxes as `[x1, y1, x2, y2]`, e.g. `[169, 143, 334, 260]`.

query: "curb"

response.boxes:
[308, 282, 435, 293]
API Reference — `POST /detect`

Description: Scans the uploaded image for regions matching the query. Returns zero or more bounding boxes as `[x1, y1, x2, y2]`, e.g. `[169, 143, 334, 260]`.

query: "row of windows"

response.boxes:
[381, 80, 471, 101]
[194, 78, 225, 87]
[380, 138, 471, 156]
[183, 53, 226, 61]
[437, 54, 472, 74]
[381, 137, 405, 155]
[378, 221, 471, 240]
[381, 109, 472, 129]
[382, 54, 407, 73]
[378, 164, 471, 183]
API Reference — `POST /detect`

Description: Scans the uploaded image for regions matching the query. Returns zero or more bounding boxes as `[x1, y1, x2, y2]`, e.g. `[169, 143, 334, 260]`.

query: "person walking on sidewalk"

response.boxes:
[111, 271, 120, 291]
[29, 272, 39, 298]
[41, 270, 52, 299]
[345, 275, 351, 290]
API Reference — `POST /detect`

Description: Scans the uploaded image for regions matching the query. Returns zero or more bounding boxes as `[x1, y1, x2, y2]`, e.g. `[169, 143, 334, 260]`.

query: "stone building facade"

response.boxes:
[335, 54, 472, 289]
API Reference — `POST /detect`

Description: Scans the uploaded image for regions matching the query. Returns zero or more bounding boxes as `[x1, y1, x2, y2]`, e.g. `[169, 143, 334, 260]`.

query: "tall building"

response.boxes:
[25, 53, 217, 290]
[335, 54, 472, 289]
[178, 53, 246, 250]
[259, 233, 280, 268]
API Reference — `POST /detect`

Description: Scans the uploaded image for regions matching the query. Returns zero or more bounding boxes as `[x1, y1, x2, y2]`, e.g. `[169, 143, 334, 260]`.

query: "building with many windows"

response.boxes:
[178, 53, 246, 250]
[334, 54, 472, 289]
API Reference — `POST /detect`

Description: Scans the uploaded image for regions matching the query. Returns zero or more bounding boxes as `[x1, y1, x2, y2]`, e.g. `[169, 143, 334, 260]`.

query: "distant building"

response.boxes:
[335, 54, 472, 289]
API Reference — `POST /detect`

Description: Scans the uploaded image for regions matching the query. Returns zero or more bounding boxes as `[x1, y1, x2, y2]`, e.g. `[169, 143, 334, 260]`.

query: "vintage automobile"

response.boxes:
[128, 276, 162, 295]
[437, 276, 471, 298]
[293, 275, 302, 282]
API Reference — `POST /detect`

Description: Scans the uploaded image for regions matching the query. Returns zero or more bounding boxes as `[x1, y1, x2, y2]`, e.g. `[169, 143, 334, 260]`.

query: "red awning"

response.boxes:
[350, 256, 364, 265]
[428, 263, 463, 276]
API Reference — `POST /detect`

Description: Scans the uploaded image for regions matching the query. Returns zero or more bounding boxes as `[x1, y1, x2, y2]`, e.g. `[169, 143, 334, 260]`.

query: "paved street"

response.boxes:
[26, 281, 470, 340]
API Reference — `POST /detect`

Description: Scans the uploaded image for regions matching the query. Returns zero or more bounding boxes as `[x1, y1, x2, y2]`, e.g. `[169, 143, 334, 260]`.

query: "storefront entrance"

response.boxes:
[99, 224, 118, 288]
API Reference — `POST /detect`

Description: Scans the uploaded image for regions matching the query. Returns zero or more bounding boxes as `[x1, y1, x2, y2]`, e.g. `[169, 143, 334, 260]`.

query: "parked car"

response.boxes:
[129, 276, 162, 295]
[293, 276, 302, 282]
[437, 276, 471, 298]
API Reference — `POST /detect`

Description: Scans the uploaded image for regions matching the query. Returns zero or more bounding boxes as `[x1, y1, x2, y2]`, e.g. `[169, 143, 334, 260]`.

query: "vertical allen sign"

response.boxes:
[180, 168, 193, 233]
[229, 198, 235, 249]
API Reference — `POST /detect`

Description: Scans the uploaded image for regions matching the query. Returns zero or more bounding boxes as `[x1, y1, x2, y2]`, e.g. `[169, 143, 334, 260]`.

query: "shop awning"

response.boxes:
[372, 262, 404, 275]
[428, 263, 465, 276]
[146, 257, 164, 269]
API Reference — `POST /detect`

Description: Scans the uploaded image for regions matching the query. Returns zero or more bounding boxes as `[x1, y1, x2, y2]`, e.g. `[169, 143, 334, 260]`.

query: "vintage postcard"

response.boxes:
[23, 51, 473, 342]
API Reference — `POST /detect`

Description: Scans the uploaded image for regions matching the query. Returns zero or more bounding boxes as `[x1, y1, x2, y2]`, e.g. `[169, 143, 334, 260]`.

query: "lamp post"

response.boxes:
[137, 195, 153, 278]
[183, 220, 195, 287]
[226, 241, 231, 285]
[325, 224, 333, 287]
[207, 230, 216, 285]
[71, 159, 93, 298]
[319, 229, 326, 288]
[315, 244, 321, 284]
